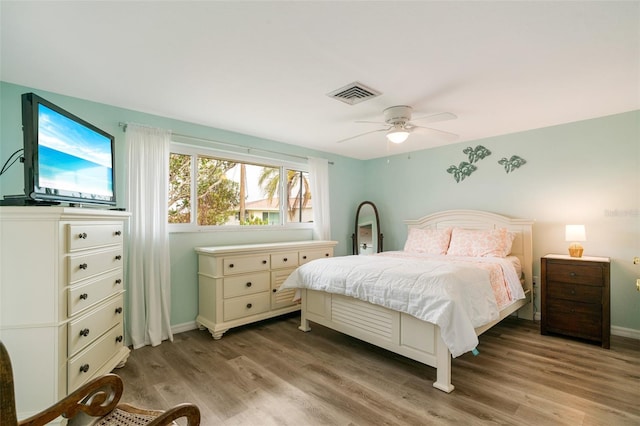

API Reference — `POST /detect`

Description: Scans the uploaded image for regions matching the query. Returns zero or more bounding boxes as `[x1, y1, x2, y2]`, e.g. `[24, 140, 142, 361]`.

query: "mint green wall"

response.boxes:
[0, 82, 365, 327]
[1, 82, 638, 333]
[364, 111, 640, 331]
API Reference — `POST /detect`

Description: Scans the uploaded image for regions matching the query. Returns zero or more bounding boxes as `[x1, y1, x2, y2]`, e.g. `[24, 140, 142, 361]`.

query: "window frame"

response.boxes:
[168, 142, 312, 233]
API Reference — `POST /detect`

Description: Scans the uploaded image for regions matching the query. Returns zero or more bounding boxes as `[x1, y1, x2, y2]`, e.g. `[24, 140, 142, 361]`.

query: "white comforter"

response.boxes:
[281, 252, 522, 357]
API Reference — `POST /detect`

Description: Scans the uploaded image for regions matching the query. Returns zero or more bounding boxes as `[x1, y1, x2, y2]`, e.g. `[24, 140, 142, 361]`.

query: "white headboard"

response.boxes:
[404, 210, 534, 318]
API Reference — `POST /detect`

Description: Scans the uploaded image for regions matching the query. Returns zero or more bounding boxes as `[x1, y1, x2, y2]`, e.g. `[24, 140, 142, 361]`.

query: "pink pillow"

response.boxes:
[403, 227, 452, 255]
[446, 228, 515, 257]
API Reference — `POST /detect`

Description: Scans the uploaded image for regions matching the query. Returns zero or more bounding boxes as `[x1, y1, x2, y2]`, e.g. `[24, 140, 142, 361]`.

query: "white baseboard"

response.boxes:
[171, 321, 199, 335]
[611, 325, 640, 340]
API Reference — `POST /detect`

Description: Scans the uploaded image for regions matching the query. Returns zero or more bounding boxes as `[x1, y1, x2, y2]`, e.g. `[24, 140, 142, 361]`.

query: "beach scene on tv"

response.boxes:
[37, 104, 113, 200]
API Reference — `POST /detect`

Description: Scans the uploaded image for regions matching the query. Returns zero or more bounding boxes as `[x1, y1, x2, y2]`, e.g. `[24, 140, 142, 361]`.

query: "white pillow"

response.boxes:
[403, 227, 452, 255]
[446, 227, 515, 257]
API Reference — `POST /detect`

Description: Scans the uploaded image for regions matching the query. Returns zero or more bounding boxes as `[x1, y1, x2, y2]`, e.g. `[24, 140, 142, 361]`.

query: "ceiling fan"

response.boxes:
[337, 105, 457, 144]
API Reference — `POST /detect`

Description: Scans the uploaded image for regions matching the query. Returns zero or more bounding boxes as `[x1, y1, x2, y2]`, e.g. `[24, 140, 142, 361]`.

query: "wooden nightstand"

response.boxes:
[541, 254, 610, 348]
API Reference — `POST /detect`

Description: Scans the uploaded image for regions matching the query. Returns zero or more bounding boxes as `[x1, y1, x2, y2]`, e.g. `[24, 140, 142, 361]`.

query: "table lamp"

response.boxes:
[565, 224, 586, 258]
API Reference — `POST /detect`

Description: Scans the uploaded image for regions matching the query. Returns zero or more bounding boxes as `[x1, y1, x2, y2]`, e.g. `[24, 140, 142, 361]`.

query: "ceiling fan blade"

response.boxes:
[336, 128, 388, 143]
[410, 112, 457, 124]
[411, 125, 459, 141]
[354, 120, 387, 125]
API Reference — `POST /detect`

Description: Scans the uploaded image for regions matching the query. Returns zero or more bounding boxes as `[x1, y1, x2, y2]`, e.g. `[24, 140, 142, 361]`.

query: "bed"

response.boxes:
[280, 209, 533, 393]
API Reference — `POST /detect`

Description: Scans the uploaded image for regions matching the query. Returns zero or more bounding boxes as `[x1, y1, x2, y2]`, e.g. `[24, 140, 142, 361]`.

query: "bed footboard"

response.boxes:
[298, 289, 454, 393]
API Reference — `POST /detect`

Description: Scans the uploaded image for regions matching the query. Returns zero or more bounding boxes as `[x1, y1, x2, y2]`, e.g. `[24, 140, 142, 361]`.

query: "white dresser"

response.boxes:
[0, 207, 130, 422]
[195, 240, 337, 339]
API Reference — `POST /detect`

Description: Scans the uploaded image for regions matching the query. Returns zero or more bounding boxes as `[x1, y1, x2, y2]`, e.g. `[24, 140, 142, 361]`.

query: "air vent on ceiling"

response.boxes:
[327, 82, 381, 105]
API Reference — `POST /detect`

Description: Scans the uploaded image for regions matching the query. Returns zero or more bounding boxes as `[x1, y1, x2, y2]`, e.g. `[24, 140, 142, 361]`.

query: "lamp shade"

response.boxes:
[386, 129, 410, 144]
[565, 224, 586, 242]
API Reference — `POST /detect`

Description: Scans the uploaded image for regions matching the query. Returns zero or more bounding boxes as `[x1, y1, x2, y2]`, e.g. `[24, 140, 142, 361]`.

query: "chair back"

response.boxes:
[1, 340, 18, 425]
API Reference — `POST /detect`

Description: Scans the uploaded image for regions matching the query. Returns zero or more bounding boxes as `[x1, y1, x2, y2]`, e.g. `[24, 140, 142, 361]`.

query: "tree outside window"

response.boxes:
[168, 151, 312, 227]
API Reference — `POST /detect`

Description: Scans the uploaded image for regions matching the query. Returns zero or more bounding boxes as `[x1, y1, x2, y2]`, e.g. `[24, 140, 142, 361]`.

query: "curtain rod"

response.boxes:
[118, 122, 333, 165]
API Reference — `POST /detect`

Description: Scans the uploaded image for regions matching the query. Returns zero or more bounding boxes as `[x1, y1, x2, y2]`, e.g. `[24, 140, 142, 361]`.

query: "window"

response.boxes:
[168, 145, 313, 230]
[285, 169, 312, 223]
[168, 153, 192, 224]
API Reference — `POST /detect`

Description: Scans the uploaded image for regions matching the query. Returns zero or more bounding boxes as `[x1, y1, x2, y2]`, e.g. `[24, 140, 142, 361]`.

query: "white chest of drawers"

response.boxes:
[195, 240, 337, 339]
[0, 207, 130, 422]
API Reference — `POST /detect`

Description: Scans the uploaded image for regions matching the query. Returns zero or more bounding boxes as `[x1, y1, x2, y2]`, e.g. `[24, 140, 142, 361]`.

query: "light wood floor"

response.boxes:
[115, 314, 640, 426]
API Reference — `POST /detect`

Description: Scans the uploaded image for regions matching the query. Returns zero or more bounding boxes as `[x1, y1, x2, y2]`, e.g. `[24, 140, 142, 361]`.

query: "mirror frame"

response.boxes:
[352, 201, 383, 255]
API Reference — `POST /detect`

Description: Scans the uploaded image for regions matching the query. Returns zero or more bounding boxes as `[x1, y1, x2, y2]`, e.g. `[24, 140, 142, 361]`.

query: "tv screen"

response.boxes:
[22, 93, 116, 206]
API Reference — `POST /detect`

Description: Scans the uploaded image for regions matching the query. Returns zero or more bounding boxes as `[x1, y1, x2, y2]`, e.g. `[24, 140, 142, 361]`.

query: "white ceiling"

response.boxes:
[1, 1, 638, 160]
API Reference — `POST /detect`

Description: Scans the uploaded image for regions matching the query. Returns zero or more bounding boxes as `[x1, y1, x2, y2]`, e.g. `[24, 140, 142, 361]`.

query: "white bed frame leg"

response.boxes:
[433, 330, 455, 393]
[299, 318, 311, 332]
[298, 289, 311, 332]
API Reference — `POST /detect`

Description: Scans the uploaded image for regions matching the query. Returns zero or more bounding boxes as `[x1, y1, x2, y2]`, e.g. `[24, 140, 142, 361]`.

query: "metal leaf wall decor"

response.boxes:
[447, 161, 477, 183]
[463, 145, 492, 163]
[447, 145, 490, 182]
[498, 155, 527, 173]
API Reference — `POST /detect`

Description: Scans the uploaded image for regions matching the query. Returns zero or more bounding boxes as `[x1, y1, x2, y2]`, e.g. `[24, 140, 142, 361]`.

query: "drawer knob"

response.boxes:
[79, 293, 88, 300]
[570, 272, 577, 277]
[79, 263, 88, 270]
[116, 335, 124, 343]
[79, 364, 90, 373]
[115, 279, 122, 285]
[246, 303, 252, 309]
[246, 282, 252, 287]
[272, 289, 277, 293]
[78, 232, 87, 239]
[114, 230, 122, 236]
[115, 255, 122, 260]
[115, 307, 123, 314]
[325, 253, 330, 257]
[79, 328, 90, 337]
[262, 260, 267, 264]
[229, 263, 234, 268]
[283, 257, 288, 262]
[570, 289, 576, 295]
[302, 255, 307, 259]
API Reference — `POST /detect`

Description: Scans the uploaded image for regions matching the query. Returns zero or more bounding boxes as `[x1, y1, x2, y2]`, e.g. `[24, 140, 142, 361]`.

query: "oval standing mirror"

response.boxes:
[352, 201, 383, 255]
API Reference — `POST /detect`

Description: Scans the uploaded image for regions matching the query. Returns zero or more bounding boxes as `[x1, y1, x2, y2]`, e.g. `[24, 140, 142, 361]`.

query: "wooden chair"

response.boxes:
[1, 341, 200, 425]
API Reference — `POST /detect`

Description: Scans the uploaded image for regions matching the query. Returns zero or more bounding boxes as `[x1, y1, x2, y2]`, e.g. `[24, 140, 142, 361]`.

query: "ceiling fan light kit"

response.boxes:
[386, 128, 410, 143]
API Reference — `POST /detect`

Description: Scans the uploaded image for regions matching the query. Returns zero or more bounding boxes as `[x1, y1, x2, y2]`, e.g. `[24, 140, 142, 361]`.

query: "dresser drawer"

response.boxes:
[68, 294, 124, 357]
[67, 224, 124, 252]
[68, 323, 124, 391]
[299, 248, 333, 264]
[223, 272, 270, 299]
[223, 292, 270, 321]
[68, 247, 124, 284]
[272, 288, 297, 309]
[271, 251, 299, 269]
[545, 262, 604, 286]
[223, 255, 269, 275]
[545, 299, 601, 340]
[271, 268, 295, 288]
[546, 281, 601, 304]
[68, 271, 124, 316]
[271, 268, 297, 309]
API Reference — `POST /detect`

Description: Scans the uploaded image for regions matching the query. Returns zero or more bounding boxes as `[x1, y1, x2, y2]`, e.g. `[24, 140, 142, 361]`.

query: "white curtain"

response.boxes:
[308, 157, 331, 240]
[125, 124, 173, 348]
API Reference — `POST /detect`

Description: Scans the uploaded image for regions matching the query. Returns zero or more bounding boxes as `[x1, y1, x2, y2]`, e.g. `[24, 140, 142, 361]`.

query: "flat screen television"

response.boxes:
[21, 92, 116, 206]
